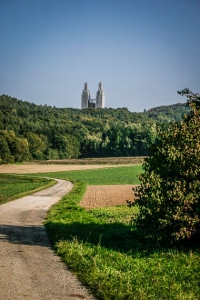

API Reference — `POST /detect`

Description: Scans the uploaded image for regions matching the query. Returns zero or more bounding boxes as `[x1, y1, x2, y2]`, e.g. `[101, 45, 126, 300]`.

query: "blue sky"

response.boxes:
[0, 0, 199, 112]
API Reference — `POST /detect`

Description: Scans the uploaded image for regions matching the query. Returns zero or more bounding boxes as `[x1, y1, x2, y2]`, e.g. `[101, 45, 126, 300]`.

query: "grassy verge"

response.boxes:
[0, 174, 56, 204]
[44, 166, 200, 300]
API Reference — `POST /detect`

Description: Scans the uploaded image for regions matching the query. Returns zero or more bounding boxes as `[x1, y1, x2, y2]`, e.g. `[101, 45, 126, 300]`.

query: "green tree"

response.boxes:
[0, 94, 189, 162]
[0, 134, 13, 163]
[134, 89, 200, 245]
[51, 134, 80, 159]
[45, 148, 59, 160]
[0, 130, 30, 163]
[26, 132, 47, 159]
[10, 137, 30, 162]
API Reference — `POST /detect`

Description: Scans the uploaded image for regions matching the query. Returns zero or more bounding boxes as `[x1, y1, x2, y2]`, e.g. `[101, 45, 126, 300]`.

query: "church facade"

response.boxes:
[81, 82, 105, 109]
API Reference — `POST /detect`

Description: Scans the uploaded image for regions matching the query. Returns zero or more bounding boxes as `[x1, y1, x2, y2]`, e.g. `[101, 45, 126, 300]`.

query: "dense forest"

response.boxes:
[0, 94, 190, 163]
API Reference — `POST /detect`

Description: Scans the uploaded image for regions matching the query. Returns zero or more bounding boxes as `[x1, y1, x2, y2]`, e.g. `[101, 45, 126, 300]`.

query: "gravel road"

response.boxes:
[0, 179, 96, 300]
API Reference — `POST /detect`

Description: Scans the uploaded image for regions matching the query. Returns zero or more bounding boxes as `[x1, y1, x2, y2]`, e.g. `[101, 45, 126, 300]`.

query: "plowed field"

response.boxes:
[0, 164, 139, 209]
[80, 184, 138, 209]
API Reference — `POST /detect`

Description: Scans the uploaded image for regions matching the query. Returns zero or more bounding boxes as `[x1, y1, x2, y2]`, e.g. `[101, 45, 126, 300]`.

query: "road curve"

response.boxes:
[0, 179, 96, 300]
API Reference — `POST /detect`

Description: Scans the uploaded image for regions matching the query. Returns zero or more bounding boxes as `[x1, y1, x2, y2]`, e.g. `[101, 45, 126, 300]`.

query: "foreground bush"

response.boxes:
[135, 90, 200, 244]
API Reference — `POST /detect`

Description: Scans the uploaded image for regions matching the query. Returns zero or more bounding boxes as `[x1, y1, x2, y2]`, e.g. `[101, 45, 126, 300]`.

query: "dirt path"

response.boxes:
[0, 179, 96, 300]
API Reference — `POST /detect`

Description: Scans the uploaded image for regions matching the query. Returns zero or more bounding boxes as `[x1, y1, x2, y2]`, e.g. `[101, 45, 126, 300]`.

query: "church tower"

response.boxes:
[96, 82, 105, 108]
[81, 82, 105, 109]
[81, 82, 90, 109]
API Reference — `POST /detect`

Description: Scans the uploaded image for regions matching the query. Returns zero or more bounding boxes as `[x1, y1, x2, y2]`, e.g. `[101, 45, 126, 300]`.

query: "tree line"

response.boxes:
[0, 94, 189, 163]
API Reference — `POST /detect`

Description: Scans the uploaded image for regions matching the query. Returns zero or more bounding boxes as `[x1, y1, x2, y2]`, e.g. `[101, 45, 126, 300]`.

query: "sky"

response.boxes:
[0, 0, 199, 112]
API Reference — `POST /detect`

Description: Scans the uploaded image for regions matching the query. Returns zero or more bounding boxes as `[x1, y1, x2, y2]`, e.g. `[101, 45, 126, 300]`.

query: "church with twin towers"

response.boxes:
[81, 82, 105, 109]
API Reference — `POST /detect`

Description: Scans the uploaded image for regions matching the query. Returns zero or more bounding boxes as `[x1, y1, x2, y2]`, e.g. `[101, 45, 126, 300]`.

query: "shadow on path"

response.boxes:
[0, 224, 50, 247]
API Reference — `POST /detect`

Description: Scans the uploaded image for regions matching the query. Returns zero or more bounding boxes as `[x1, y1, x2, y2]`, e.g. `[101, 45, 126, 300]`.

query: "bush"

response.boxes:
[134, 91, 200, 245]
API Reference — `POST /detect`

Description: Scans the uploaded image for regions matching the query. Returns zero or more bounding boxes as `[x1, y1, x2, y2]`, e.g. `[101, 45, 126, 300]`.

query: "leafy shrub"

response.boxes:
[134, 91, 200, 245]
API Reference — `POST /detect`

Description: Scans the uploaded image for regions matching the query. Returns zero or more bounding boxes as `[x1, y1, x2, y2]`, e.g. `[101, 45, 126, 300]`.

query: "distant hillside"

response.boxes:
[0, 94, 190, 163]
[146, 103, 190, 122]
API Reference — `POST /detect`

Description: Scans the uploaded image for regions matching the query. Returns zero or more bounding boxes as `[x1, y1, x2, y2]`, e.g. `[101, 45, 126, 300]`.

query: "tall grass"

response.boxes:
[57, 239, 199, 300]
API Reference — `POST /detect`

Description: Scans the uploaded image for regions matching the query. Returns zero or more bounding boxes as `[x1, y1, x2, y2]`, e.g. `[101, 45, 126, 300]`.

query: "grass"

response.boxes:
[32, 165, 143, 185]
[0, 174, 55, 204]
[1, 165, 199, 299]
[45, 183, 200, 300]
[43, 165, 200, 300]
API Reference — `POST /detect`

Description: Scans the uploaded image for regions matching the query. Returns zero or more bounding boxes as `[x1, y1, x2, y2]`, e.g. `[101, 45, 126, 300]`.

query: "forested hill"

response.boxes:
[146, 103, 190, 121]
[0, 94, 189, 163]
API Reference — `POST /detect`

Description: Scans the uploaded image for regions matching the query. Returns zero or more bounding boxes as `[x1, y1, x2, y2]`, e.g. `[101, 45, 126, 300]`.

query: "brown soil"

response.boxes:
[80, 185, 138, 209]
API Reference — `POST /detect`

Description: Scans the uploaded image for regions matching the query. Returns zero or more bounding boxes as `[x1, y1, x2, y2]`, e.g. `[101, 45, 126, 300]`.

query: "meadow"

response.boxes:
[33, 165, 142, 185]
[0, 165, 199, 299]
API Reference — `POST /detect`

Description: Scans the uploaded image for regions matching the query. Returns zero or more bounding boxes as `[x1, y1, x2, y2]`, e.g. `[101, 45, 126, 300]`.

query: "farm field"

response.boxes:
[42, 166, 199, 300]
[0, 163, 130, 174]
[0, 164, 142, 208]
[34, 165, 142, 184]
[0, 163, 199, 299]
[0, 174, 55, 204]
[80, 184, 138, 209]
[0, 156, 144, 174]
